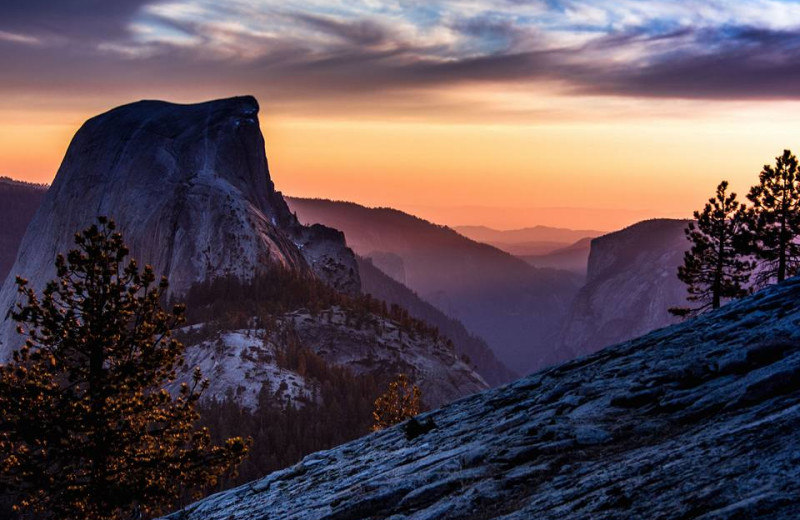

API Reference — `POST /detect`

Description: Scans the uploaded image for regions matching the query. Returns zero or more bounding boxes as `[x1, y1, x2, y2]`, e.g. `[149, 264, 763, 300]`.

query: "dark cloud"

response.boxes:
[291, 13, 391, 47]
[571, 25, 800, 99]
[2, 4, 800, 111]
[0, 0, 155, 40]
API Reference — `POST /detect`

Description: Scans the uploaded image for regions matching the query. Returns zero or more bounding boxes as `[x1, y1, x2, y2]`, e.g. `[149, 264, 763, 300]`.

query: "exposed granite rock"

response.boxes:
[0, 97, 359, 357]
[175, 305, 487, 411]
[553, 219, 690, 364]
[163, 276, 800, 520]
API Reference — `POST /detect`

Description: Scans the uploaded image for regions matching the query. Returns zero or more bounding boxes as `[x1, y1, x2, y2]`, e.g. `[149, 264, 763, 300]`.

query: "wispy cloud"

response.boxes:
[3, 0, 800, 113]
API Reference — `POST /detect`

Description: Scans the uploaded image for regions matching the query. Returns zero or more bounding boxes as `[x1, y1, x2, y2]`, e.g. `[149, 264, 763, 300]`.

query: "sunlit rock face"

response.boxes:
[0, 96, 359, 356]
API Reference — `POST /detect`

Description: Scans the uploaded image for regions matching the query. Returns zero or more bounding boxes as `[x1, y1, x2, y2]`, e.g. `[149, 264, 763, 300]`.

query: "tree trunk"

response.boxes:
[779, 190, 788, 282]
[713, 227, 724, 309]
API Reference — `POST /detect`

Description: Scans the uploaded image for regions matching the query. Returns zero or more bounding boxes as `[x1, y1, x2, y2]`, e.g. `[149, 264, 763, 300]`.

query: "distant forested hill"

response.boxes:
[0, 177, 47, 283]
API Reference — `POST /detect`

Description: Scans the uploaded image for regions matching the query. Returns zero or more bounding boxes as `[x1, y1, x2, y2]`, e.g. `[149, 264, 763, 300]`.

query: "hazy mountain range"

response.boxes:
[454, 224, 603, 255]
[287, 197, 583, 373]
[0, 179, 693, 381]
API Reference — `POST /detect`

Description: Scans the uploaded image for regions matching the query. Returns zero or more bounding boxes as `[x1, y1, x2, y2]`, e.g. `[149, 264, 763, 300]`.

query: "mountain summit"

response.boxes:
[0, 96, 359, 356]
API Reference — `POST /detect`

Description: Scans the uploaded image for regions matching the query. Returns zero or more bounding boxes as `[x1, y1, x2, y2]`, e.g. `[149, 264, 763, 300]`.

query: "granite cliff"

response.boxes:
[0, 97, 359, 355]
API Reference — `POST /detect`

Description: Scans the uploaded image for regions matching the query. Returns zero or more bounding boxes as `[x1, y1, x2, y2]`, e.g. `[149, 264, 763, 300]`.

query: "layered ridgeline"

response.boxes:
[0, 97, 486, 410]
[165, 274, 800, 520]
[0, 177, 47, 283]
[287, 198, 583, 375]
[554, 219, 691, 364]
[454, 224, 603, 258]
[356, 256, 516, 385]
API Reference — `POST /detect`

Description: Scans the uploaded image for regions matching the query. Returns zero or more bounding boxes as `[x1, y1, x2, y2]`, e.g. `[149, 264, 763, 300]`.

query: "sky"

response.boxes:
[3, 1, 800, 230]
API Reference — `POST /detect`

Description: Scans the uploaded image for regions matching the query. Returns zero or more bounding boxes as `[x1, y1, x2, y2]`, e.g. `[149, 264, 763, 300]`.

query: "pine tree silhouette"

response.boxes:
[746, 149, 800, 284]
[0, 218, 248, 520]
[671, 181, 753, 317]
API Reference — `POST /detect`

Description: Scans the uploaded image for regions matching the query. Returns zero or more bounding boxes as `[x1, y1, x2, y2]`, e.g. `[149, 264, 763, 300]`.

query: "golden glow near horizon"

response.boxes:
[4, 1, 800, 230]
[0, 96, 800, 230]
[3, 95, 800, 230]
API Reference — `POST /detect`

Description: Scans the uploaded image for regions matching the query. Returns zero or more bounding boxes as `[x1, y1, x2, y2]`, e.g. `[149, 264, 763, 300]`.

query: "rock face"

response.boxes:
[176, 306, 487, 410]
[163, 276, 800, 520]
[287, 197, 582, 374]
[553, 219, 690, 364]
[0, 177, 47, 284]
[0, 97, 359, 356]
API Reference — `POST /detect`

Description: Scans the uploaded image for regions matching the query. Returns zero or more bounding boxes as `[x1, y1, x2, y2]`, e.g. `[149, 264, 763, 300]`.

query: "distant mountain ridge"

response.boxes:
[287, 197, 583, 374]
[455, 224, 603, 257]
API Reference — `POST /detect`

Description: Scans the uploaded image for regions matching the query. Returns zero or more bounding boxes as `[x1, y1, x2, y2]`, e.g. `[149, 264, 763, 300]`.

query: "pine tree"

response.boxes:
[371, 374, 421, 431]
[0, 218, 248, 520]
[746, 149, 800, 284]
[670, 181, 753, 317]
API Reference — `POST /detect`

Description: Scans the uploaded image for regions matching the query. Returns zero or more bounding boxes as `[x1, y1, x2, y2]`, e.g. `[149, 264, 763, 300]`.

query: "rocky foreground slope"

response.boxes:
[165, 276, 800, 519]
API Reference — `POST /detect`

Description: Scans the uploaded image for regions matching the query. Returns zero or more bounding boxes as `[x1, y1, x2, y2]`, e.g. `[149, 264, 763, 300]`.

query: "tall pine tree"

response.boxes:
[0, 218, 248, 520]
[671, 181, 753, 317]
[746, 149, 800, 284]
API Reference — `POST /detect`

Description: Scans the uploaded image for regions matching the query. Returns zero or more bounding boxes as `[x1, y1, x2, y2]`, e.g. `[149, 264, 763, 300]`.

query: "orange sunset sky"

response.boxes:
[3, 1, 800, 230]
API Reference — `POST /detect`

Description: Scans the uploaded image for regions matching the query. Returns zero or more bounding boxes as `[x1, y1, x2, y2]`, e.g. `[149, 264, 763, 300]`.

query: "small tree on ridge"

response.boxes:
[671, 181, 753, 317]
[372, 374, 421, 431]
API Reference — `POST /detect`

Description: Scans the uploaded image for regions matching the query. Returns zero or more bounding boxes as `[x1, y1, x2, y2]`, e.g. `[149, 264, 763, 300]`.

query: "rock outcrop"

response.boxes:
[177, 305, 487, 411]
[0, 97, 359, 356]
[163, 276, 800, 520]
[553, 219, 690, 364]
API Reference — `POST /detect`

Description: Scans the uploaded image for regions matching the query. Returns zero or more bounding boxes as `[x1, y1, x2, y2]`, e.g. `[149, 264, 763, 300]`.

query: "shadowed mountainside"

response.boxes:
[522, 236, 593, 276]
[287, 197, 583, 373]
[0, 177, 47, 284]
[357, 256, 516, 385]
